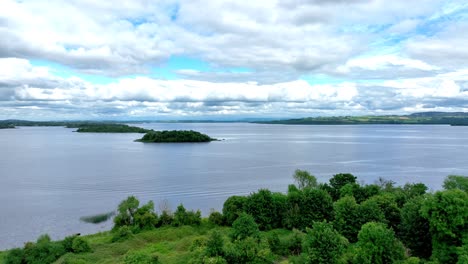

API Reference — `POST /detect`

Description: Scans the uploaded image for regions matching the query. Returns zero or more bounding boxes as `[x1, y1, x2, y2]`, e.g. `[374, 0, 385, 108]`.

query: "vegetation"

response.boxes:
[1, 173, 467, 264]
[75, 124, 150, 133]
[136, 130, 216, 143]
[80, 211, 115, 224]
[0, 123, 15, 129]
[257, 111, 468, 125]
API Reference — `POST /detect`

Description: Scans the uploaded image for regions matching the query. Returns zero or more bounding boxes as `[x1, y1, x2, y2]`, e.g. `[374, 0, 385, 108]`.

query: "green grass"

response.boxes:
[0, 222, 296, 264]
[48, 223, 231, 264]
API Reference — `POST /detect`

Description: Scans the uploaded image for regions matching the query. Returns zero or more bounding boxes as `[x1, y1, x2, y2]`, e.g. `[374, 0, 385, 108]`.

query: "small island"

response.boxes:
[136, 130, 216, 143]
[0, 124, 15, 129]
[74, 124, 150, 133]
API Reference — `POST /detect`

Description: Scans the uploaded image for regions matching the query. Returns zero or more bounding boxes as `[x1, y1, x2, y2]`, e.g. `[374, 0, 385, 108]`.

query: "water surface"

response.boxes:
[1, 123, 468, 249]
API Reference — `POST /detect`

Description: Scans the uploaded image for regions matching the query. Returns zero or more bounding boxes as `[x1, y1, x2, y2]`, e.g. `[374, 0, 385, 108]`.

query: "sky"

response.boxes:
[1, 0, 468, 120]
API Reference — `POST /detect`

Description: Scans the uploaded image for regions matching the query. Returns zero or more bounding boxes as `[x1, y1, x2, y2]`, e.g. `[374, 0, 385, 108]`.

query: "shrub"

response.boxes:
[71, 237, 91, 253]
[205, 230, 225, 257]
[4, 248, 24, 264]
[354, 222, 405, 264]
[208, 211, 225, 226]
[222, 196, 248, 225]
[158, 210, 173, 226]
[173, 204, 202, 226]
[230, 213, 259, 241]
[23, 238, 66, 264]
[111, 226, 133, 242]
[303, 221, 348, 264]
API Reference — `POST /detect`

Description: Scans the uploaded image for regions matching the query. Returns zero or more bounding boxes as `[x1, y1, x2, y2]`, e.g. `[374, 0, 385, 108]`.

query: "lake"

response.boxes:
[1, 123, 468, 249]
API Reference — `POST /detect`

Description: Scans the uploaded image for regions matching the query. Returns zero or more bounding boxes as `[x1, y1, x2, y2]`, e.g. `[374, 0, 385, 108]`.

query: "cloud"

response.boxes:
[1, 1, 468, 119]
[1, 58, 468, 120]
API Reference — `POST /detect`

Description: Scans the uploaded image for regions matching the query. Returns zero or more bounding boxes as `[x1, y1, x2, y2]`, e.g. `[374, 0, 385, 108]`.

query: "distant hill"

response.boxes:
[409, 112, 468, 117]
[256, 112, 468, 126]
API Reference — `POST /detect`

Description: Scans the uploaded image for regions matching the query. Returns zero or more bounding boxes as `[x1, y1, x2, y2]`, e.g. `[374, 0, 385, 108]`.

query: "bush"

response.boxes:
[173, 204, 202, 226]
[303, 221, 348, 264]
[62, 235, 77, 252]
[205, 230, 225, 257]
[23, 239, 66, 264]
[71, 237, 91, 253]
[208, 211, 225, 226]
[222, 196, 248, 225]
[354, 222, 405, 264]
[4, 248, 25, 264]
[244, 189, 287, 230]
[231, 213, 259, 241]
[158, 210, 173, 226]
[124, 251, 160, 264]
[112, 226, 133, 242]
[224, 237, 274, 264]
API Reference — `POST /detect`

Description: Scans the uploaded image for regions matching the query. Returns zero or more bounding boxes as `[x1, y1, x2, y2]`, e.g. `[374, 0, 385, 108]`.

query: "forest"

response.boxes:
[1, 172, 467, 264]
[136, 130, 216, 143]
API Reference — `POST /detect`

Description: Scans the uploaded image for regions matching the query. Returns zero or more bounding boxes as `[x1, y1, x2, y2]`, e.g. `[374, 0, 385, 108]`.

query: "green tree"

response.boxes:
[422, 189, 468, 264]
[325, 173, 358, 200]
[365, 193, 401, 230]
[333, 196, 360, 242]
[205, 230, 225, 257]
[399, 196, 432, 259]
[114, 196, 140, 228]
[173, 204, 202, 226]
[222, 196, 247, 225]
[354, 222, 406, 264]
[224, 237, 273, 264]
[293, 169, 318, 190]
[303, 221, 348, 264]
[230, 213, 259, 241]
[245, 189, 287, 230]
[134, 200, 158, 230]
[284, 188, 333, 230]
[71, 237, 91, 253]
[444, 175, 468, 192]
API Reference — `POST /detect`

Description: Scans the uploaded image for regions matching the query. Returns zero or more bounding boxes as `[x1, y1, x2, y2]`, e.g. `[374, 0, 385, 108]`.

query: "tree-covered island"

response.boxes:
[136, 130, 216, 143]
[74, 124, 150, 133]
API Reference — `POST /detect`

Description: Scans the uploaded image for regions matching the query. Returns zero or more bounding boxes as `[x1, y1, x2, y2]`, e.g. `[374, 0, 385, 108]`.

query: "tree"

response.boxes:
[134, 200, 158, 230]
[222, 196, 247, 225]
[422, 189, 468, 264]
[303, 221, 348, 264]
[333, 196, 360, 242]
[244, 189, 287, 230]
[354, 222, 406, 264]
[285, 188, 333, 230]
[230, 213, 259, 241]
[444, 175, 468, 192]
[114, 196, 140, 228]
[365, 193, 401, 230]
[205, 230, 225, 257]
[173, 204, 201, 226]
[293, 169, 318, 190]
[326, 173, 358, 200]
[399, 196, 432, 259]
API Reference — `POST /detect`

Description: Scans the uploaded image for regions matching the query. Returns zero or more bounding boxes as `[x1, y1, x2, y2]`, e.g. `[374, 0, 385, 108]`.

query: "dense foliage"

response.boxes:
[2, 172, 467, 264]
[75, 124, 150, 133]
[137, 130, 215, 143]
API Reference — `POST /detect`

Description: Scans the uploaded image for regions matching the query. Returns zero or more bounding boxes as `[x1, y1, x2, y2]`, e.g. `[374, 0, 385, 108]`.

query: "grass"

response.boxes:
[50, 223, 231, 264]
[0, 222, 296, 264]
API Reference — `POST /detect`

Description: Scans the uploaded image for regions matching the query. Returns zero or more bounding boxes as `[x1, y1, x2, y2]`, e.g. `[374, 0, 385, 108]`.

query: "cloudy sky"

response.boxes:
[1, 0, 468, 120]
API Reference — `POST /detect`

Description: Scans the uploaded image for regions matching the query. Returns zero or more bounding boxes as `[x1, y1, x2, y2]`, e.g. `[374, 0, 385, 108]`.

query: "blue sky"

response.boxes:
[0, 0, 468, 120]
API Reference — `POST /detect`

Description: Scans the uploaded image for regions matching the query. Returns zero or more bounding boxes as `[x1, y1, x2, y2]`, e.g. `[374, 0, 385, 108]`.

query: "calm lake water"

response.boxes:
[1, 123, 468, 249]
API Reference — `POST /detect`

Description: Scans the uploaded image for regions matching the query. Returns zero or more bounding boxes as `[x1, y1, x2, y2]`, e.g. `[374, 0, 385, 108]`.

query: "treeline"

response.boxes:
[136, 130, 216, 143]
[75, 124, 150, 133]
[258, 113, 468, 126]
[3, 173, 467, 264]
